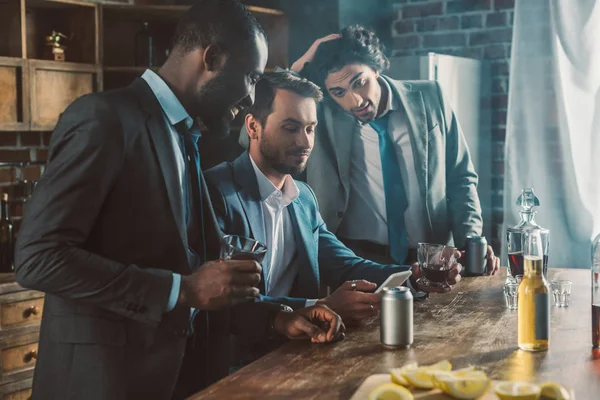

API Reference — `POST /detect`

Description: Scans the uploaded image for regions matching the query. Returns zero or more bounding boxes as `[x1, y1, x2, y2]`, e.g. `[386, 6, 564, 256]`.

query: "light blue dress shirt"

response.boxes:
[141, 70, 201, 312]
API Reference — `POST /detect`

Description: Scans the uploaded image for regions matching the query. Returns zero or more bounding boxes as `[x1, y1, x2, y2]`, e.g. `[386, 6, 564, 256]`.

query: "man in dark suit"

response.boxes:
[14, 2, 344, 400]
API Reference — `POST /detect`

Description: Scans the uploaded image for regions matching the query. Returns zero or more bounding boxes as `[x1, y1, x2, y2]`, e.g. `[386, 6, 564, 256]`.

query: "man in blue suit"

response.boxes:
[205, 72, 462, 330]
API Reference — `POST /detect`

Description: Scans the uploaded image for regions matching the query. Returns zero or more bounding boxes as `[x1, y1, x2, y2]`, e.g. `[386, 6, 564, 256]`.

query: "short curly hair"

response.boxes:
[303, 25, 390, 89]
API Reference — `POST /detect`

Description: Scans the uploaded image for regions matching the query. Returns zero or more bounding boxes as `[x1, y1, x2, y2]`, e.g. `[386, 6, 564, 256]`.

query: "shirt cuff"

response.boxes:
[167, 273, 181, 312]
[305, 299, 318, 307]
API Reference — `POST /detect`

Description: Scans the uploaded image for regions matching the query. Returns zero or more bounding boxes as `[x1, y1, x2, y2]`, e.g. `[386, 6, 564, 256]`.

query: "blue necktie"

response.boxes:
[369, 115, 409, 264]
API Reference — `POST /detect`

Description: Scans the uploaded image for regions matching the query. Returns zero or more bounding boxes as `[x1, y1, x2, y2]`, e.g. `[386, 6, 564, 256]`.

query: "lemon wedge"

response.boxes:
[398, 360, 453, 389]
[368, 383, 414, 400]
[402, 368, 436, 389]
[390, 362, 418, 386]
[425, 359, 452, 372]
[539, 382, 571, 400]
[494, 381, 541, 400]
[431, 370, 490, 399]
[453, 366, 477, 376]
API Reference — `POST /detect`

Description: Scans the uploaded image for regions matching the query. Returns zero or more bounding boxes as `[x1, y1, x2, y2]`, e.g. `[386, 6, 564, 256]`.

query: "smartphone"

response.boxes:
[375, 270, 412, 293]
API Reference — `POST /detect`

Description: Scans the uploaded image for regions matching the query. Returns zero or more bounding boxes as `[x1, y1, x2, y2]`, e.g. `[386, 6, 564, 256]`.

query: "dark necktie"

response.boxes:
[177, 122, 206, 268]
[369, 114, 410, 263]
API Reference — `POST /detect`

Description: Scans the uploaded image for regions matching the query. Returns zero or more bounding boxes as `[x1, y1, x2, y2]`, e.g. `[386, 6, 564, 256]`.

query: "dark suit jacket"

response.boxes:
[14, 79, 278, 400]
[205, 152, 409, 310]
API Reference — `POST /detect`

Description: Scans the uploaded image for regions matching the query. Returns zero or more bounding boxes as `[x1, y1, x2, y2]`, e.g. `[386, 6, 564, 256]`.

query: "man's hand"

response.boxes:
[485, 245, 500, 275]
[177, 260, 262, 310]
[273, 304, 346, 343]
[410, 250, 462, 293]
[317, 280, 380, 325]
[290, 33, 341, 73]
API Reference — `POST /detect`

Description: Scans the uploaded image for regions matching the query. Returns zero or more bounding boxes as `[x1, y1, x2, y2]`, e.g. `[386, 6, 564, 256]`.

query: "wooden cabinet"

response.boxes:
[0, 0, 290, 131]
[0, 274, 43, 399]
[0, 58, 28, 132]
[29, 60, 99, 131]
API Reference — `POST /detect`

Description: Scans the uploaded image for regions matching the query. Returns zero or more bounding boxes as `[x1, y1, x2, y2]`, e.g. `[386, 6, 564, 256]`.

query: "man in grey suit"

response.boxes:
[13, 2, 344, 399]
[292, 26, 500, 273]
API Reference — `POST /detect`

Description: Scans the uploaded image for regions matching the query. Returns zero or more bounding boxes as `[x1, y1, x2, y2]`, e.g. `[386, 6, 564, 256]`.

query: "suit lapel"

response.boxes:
[232, 153, 267, 248]
[386, 76, 433, 233]
[199, 171, 224, 259]
[135, 80, 187, 248]
[288, 199, 320, 298]
[325, 100, 359, 192]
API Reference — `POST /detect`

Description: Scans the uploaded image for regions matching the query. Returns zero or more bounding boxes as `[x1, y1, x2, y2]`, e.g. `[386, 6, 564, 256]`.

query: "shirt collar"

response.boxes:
[141, 69, 200, 138]
[249, 155, 299, 206]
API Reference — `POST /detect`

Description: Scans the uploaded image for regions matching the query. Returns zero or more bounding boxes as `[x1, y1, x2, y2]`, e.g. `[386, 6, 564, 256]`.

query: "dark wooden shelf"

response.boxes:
[27, 0, 96, 9]
[101, 3, 283, 18]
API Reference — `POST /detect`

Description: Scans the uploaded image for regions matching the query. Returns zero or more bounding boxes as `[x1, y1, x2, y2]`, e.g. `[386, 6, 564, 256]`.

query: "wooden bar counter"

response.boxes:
[191, 269, 600, 399]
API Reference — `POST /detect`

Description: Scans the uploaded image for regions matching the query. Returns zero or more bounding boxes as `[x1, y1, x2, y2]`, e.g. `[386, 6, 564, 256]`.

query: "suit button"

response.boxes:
[336, 211, 344, 218]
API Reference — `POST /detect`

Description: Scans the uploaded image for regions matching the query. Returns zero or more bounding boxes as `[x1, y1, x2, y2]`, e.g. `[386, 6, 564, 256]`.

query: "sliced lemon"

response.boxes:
[368, 383, 414, 400]
[453, 366, 477, 376]
[425, 359, 452, 372]
[400, 360, 452, 389]
[494, 381, 541, 400]
[403, 368, 436, 389]
[440, 377, 491, 399]
[539, 382, 571, 400]
[390, 362, 418, 386]
[431, 370, 490, 399]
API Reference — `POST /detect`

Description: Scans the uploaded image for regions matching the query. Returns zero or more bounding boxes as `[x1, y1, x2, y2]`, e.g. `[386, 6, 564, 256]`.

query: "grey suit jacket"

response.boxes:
[244, 76, 482, 249]
[205, 152, 409, 310]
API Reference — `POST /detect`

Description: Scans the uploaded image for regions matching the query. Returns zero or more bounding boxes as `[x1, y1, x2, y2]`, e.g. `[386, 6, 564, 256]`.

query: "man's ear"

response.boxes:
[202, 44, 227, 72]
[245, 113, 261, 140]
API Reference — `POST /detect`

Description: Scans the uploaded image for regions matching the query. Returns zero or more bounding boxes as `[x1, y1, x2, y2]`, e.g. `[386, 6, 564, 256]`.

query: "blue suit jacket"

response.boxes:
[204, 152, 409, 309]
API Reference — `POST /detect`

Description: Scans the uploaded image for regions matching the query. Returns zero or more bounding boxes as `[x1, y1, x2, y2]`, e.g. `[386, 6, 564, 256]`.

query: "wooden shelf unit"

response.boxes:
[0, 0, 289, 130]
[28, 60, 100, 131]
[0, 57, 29, 131]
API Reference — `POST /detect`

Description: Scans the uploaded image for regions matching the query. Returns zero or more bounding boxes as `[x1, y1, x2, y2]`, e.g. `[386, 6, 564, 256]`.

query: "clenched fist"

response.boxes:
[177, 259, 262, 310]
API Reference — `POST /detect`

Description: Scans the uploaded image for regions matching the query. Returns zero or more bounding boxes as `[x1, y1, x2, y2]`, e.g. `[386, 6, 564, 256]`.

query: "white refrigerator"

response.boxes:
[387, 52, 492, 242]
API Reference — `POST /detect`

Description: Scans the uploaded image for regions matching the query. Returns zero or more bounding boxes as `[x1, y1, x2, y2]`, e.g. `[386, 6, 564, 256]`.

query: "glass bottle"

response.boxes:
[517, 229, 550, 352]
[135, 22, 155, 67]
[506, 188, 550, 283]
[592, 233, 600, 348]
[0, 194, 14, 273]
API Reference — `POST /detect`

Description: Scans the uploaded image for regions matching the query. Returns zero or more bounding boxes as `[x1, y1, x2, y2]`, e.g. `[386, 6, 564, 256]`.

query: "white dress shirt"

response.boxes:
[338, 78, 427, 248]
[249, 156, 306, 300]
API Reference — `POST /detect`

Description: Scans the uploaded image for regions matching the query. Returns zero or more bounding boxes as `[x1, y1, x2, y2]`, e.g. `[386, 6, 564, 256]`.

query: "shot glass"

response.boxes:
[551, 280, 572, 307]
[504, 282, 519, 310]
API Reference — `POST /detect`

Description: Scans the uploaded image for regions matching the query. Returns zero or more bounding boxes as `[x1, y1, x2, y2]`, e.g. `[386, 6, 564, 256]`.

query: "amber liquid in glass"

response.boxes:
[518, 256, 550, 351]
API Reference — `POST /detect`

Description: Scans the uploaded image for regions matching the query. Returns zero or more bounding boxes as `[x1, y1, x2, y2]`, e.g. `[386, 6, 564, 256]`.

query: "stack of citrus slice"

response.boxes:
[494, 381, 571, 400]
[390, 360, 452, 389]
[389, 360, 490, 399]
[367, 383, 414, 400]
[368, 360, 572, 400]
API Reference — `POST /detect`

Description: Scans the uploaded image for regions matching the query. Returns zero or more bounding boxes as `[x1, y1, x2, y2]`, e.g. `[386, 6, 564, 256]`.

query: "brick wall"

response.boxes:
[0, 132, 49, 224]
[392, 0, 514, 251]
